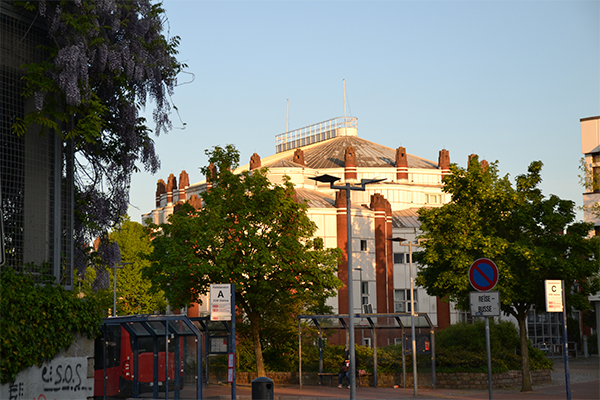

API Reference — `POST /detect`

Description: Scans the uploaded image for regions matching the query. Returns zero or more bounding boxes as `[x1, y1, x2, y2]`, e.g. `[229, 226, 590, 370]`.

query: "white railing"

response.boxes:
[275, 117, 357, 153]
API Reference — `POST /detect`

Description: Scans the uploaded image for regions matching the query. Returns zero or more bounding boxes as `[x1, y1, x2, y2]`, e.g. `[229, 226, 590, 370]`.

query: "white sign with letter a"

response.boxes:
[210, 284, 232, 321]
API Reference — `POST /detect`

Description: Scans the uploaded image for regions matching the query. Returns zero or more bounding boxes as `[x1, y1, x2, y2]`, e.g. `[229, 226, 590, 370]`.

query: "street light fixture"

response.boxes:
[388, 237, 418, 396]
[310, 173, 385, 400]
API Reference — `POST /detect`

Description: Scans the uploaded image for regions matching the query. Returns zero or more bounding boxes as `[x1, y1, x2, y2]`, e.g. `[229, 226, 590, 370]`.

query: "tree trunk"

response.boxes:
[518, 312, 533, 392]
[249, 312, 266, 377]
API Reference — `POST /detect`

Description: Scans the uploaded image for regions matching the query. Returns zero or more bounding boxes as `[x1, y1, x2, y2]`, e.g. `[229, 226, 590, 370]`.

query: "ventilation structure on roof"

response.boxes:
[275, 116, 357, 153]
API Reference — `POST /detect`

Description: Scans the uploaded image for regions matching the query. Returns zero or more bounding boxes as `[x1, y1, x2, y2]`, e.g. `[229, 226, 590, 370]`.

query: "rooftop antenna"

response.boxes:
[343, 79, 346, 121]
[286, 99, 289, 133]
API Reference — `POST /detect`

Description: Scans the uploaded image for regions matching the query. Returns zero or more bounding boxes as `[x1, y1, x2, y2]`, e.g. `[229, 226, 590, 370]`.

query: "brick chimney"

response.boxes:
[344, 146, 357, 181]
[156, 179, 166, 207]
[166, 174, 177, 205]
[178, 170, 189, 202]
[293, 148, 305, 166]
[396, 147, 408, 181]
[250, 153, 261, 170]
[206, 163, 217, 191]
[438, 149, 450, 175]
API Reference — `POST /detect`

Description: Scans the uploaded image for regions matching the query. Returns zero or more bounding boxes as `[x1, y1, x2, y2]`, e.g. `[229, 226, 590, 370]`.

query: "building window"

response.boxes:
[393, 253, 410, 264]
[363, 337, 372, 348]
[394, 289, 417, 313]
[360, 240, 367, 251]
[426, 194, 441, 204]
[361, 281, 369, 305]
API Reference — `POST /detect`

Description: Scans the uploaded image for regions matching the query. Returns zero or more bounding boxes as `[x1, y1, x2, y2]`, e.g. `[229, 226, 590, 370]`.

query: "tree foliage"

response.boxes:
[110, 217, 167, 315]
[414, 157, 600, 391]
[10, 0, 184, 279]
[144, 145, 342, 376]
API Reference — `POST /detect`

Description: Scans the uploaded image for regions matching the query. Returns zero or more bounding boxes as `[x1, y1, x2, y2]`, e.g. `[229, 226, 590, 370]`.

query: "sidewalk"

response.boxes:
[132, 356, 599, 400]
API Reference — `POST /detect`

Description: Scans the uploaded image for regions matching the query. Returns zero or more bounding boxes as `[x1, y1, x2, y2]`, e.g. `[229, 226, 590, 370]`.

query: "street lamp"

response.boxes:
[388, 237, 418, 396]
[113, 262, 132, 317]
[310, 174, 385, 400]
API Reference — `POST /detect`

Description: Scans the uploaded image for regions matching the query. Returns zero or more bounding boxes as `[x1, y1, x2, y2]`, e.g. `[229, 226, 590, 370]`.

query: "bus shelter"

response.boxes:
[98, 315, 202, 400]
[297, 313, 435, 389]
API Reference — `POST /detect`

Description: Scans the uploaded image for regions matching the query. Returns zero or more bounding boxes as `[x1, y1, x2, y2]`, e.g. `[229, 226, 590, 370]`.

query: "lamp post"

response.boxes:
[310, 174, 385, 400]
[113, 262, 132, 317]
[388, 237, 418, 396]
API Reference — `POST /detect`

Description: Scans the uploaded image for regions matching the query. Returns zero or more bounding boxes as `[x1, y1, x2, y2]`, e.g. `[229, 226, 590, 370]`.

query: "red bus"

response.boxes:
[94, 324, 184, 398]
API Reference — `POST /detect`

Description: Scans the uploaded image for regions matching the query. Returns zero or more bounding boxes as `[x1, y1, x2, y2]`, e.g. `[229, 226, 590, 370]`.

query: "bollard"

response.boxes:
[252, 376, 274, 400]
[583, 335, 589, 358]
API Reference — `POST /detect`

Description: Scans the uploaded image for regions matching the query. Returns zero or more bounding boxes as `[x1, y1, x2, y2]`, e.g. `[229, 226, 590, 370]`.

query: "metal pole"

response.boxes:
[485, 316, 493, 400]
[561, 280, 571, 400]
[409, 242, 417, 396]
[231, 284, 236, 400]
[113, 265, 117, 317]
[346, 186, 357, 400]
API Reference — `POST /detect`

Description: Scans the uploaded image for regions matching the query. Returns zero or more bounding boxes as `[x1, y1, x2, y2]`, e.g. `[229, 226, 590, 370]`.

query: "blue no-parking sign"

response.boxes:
[468, 258, 499, 292]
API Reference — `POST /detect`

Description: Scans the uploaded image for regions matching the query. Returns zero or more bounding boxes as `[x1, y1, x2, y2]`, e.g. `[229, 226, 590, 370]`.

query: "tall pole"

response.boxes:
[113, 265, 117, 317]
[409, 242, 417, 396]
[346, 186, 357, 400]
[309, 174, 386, 400]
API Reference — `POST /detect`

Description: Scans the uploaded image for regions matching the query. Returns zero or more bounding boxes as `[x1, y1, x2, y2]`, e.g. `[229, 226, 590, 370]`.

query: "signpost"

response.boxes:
[210, 284, 232, 321]
[545, 280, 570, 400]
[468, 258, 499, 400]
[210, 284, 236, 399]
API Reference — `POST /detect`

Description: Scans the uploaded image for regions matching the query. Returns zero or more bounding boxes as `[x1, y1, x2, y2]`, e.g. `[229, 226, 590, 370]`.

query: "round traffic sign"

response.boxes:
[469, 258, 499, 292]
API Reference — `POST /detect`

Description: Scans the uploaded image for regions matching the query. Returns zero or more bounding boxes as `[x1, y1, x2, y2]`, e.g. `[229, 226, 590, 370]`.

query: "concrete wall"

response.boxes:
[0, 335, 95, 400]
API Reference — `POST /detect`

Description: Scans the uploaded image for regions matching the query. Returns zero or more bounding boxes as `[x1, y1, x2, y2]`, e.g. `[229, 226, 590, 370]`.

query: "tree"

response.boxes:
[110, 217, 167, 315]
[144, 145, 342, 376]
[414, 156, 600, 392]
[10, 0, 184, 278]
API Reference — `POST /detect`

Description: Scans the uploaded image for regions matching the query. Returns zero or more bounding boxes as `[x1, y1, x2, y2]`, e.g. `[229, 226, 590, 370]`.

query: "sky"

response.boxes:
[129, 0, 600, 223]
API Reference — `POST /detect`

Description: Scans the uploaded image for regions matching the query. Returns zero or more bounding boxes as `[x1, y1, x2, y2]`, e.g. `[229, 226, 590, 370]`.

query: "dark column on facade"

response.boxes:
[437, 297, 451, 330]
[335, 190, 349, 314]
[293, 148, 305, 166]
[396, 147, 409, 181]
[438, 149, 450, 176]
[385, 201, 394, 315]
[250, 153, 261, 170]
[344, 146, 357, 181]
[156, 179, 166, 207]
[370, 193, 389, 315]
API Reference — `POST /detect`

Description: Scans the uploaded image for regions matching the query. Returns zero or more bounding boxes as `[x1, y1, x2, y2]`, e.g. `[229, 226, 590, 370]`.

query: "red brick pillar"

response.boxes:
[386, 201, 394, 315]
[206, 163, 217, 192]
[437, 297, 451, 330]
[370, 193, 388, 314]
[336, 190, 349, 314]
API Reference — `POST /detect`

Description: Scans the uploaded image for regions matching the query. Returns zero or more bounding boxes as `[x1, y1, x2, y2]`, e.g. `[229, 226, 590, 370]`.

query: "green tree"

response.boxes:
[414, 157, 600, 391]
[144, 145, 342, 376]
[111, 217, 167, 315]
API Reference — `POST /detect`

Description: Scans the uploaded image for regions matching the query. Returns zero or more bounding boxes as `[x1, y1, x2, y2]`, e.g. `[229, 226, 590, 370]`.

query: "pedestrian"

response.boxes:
[338, 358, 350, 389]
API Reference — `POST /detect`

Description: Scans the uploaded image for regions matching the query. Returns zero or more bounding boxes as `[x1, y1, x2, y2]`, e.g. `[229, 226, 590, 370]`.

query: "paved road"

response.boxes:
[130, 356, 599, 400]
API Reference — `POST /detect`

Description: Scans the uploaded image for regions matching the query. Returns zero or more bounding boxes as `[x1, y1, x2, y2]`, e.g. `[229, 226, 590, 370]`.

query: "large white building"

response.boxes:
[143, 116, 474, 346]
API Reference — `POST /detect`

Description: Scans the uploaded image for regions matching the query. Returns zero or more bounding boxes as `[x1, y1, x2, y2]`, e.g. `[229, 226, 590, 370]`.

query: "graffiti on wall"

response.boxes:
[1, 357, 92, 400]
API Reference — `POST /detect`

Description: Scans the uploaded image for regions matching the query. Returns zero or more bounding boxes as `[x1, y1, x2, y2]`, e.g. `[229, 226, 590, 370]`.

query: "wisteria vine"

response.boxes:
[12, 0, 185, 283]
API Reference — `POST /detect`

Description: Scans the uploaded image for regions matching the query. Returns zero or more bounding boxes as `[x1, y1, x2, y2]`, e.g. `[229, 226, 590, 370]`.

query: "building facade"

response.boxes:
[143, 117, 473, 346]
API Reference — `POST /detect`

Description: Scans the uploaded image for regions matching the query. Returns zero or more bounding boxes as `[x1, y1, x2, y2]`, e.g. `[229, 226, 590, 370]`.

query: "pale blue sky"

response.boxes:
[130, 0, 600, 222]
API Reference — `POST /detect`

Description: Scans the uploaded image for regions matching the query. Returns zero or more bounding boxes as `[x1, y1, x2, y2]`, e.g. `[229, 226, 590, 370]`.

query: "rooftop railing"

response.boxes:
[275, 116, 357, 153]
